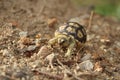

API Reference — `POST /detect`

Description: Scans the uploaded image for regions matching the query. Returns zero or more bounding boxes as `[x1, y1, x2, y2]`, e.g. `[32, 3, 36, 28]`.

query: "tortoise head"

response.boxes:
[58, 36, 70, 47]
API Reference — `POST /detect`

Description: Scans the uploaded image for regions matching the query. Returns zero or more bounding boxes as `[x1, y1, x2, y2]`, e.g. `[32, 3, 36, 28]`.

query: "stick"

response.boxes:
[57, 59, 84, 80]
[88, 11, 94, 30]
[32, 70, 63, 80]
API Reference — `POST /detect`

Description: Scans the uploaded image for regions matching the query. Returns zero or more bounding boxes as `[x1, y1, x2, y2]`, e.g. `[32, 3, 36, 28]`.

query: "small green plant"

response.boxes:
[72, 0, 120, 19]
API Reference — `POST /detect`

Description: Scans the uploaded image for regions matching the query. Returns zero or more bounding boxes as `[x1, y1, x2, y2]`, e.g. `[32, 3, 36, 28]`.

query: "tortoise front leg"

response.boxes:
[65, 39, 75, 57]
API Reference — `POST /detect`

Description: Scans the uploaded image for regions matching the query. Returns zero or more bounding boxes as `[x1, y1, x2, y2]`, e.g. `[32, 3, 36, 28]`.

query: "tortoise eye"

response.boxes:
[58, 38, 66, 45]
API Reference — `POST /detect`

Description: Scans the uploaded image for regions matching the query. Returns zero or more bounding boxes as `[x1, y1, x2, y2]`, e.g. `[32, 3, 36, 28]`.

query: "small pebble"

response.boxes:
[2, 49, 11, 57]
[47, 18, 57, 27]
[19, 31, 28, 38]
[77, 60, 94, 71]
[87, 34, 95, 41]
[81, 53, 91, 61]
[27, 45, 37, 51]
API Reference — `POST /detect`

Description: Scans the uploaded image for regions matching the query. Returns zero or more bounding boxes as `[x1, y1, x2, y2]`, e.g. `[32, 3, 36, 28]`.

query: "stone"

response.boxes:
[81, 53, 91, 61]
[77, 60, 94, 71]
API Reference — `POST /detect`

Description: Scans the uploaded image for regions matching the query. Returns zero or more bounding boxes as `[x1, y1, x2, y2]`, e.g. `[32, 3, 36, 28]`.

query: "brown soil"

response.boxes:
[0, 0, 120, 80]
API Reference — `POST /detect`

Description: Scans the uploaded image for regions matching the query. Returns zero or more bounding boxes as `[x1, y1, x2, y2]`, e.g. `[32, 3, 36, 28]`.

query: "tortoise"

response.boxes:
[48, 21, 87, 57]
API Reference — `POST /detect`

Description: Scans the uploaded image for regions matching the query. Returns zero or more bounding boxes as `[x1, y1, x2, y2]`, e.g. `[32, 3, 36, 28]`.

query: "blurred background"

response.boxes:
[71, 0, 120, 19]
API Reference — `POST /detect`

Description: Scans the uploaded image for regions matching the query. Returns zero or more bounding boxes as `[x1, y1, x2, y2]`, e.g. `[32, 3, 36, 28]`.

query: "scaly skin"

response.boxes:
[48, 21, 86, 57]
[48, 33, 76, 57]
[64, 38, 75, 57]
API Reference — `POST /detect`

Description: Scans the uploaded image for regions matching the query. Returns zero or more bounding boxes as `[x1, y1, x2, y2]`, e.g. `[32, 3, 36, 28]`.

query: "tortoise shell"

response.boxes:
[56, 22, 87, 43]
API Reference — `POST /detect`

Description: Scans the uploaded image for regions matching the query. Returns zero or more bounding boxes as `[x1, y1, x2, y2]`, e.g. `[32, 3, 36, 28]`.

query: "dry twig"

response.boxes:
[32, 70, 63, 80]
[88, 11, 94, 30]
[57, 59, 84, 80]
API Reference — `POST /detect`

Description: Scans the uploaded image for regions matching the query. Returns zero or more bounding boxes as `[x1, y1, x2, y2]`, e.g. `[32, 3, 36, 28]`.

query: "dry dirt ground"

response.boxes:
[0, 0, 120, 80]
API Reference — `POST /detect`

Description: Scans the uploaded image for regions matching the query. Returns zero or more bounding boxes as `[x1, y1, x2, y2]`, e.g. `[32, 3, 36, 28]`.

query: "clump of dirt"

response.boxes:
[0, 0, 120, 80]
